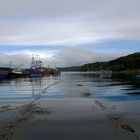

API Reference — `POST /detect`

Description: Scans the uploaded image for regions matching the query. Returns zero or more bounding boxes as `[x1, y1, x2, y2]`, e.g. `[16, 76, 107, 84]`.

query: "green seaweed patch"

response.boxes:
[0, 102, 51, 140]
[1, 105, 11, 109]
[0, 123, 22, 140]
[0, 110, 33, 140]
[0, 105, 12, 112]
[22, 103, 51, 115]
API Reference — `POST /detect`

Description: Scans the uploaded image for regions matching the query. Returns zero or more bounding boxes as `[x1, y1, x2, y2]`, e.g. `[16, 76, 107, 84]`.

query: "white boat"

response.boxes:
[8, 68, 22, 78]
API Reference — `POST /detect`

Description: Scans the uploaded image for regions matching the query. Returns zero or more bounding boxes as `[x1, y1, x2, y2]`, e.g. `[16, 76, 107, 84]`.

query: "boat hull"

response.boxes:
[8, 72, 22, 78]
[0, 74, 8, 80]
[30, 69, 41, 77]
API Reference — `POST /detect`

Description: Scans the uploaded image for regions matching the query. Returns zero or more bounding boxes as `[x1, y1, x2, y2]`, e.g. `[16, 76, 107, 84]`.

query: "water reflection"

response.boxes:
[30, 77, 43, 100]
[0, 72, 140, 101]
[123, 84, 140, 95]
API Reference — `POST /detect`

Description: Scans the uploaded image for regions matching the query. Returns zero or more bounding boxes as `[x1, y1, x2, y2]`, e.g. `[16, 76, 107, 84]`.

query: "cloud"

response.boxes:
[0, 48, 125, 68]
[0, 53, 31, 68]
[0, 50, 57, 68]
[0, 0, 139, 67]
[0, 0, 140, 46]
[42, 47, 125, 67]
[0, 0, 139, 18]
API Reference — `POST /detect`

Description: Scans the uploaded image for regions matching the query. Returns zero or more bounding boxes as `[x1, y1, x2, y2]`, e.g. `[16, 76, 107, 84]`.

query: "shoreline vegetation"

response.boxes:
[59, 52, 140, 72]
[58, 52, 140, 80]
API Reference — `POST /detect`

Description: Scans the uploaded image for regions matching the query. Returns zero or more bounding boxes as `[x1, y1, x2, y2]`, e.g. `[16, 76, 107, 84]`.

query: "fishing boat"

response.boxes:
[47, 68, 60, 75]
[8, 68, 22, 78]
[30, 67, 41, 77]
[30, 55, 42, 77]
[30, 55, 60, 77]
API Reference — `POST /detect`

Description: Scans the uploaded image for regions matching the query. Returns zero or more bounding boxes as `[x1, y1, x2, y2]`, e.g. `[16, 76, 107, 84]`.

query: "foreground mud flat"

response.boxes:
[0, 99, 140, 140]
[0, 100, 50, 140]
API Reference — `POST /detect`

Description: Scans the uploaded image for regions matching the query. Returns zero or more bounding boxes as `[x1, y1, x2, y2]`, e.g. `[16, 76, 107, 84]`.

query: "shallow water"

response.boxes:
[0, 72, 140, 101]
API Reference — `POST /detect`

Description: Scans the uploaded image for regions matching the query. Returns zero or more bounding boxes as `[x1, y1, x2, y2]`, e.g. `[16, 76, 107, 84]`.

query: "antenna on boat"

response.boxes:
[31, 54, 43, 69]
[31, 54, 36, 68]
[10, 61, 12, 68]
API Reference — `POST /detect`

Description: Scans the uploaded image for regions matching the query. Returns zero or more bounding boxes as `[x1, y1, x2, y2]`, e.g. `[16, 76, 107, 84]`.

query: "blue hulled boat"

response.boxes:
[30, 68, 41, 77]
[30, 55, 42, 77]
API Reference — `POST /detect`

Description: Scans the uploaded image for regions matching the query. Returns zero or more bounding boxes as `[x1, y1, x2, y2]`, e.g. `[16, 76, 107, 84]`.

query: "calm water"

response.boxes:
[0, 72, 140, 101]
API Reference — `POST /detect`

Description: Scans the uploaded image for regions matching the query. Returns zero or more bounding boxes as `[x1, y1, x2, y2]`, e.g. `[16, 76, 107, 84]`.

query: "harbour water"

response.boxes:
[0, 72, 140, 101]
[1, 72, 140, 140]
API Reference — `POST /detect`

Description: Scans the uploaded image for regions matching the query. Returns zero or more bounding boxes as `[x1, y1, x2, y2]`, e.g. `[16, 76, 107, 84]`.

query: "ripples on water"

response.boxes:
[0, 72, 140, 101]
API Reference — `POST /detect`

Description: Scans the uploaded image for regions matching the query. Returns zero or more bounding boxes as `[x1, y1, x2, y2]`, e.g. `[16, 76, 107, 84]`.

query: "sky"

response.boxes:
[0, 0, 140, 67]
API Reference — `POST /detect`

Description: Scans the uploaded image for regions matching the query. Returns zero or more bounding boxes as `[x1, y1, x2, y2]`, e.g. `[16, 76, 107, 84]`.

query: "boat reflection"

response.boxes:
[30, 77, 43, 100]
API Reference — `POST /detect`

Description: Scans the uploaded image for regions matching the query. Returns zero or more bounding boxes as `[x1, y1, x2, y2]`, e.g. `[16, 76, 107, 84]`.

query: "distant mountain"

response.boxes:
[58, 66, 81, 72]
[59, 52, 140, 72]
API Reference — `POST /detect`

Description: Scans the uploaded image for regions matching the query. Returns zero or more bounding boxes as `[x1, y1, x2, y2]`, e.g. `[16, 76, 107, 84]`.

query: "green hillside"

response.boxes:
[82, 52, 140, 71]
[59, 52, 140, 72]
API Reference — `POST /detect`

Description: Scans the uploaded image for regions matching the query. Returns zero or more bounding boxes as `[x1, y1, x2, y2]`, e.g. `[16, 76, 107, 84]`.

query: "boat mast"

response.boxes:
[31, 54, 36, 69]
[31, 54, 42, 69]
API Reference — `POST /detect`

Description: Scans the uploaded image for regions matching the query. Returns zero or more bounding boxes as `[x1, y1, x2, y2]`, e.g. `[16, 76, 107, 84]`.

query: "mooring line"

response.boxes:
[31, 81, 62, 101]
[42, 81, 62, 93]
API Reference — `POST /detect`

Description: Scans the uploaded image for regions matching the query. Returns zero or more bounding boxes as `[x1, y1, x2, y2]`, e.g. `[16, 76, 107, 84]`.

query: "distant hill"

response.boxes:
[59, 52, 140, 72]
